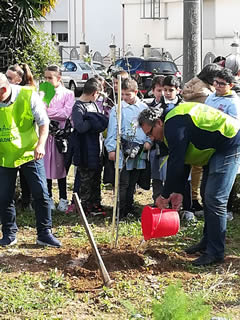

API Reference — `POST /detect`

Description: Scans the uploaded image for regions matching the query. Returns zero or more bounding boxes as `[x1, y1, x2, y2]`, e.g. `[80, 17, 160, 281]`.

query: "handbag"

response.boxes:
[49, 118, 73, 154]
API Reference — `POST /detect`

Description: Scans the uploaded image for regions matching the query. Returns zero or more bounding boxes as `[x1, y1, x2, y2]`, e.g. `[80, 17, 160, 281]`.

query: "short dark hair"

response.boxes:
[152, 75, 165, 90]
[122, 77, 138, 91]
[197, 63, 222, 85]
[83, 78, 102, 95]
[138, 106, 164, 127]
[163, 75, 180, 89]
[215, 68, 235, 84]
[45, 64, 62, 76]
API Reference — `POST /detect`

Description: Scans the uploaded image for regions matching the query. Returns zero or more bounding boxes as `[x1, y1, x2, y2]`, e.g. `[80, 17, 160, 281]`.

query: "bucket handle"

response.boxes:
[152, 209, 163, 233]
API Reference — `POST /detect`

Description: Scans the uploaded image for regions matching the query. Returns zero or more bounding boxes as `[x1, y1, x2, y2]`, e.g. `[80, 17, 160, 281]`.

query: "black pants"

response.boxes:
[47, 178, 67, 200]
[119, 168, 141, 218]
[79, 167, 102, 209]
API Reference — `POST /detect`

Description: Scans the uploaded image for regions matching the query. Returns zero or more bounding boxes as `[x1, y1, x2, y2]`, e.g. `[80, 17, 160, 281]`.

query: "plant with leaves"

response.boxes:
[14, 29, 61, 80]
[0, 0, 56, 50]
[153, 283, 211, 320]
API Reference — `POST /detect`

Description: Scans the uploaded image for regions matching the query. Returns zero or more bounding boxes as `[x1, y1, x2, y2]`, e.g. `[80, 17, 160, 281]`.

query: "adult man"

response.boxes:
[138, 103, 240, 266]
[0, 73, 61, 247]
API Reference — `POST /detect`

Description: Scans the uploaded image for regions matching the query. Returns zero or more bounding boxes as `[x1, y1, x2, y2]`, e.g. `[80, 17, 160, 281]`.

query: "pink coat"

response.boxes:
[44, 85, 75, 179]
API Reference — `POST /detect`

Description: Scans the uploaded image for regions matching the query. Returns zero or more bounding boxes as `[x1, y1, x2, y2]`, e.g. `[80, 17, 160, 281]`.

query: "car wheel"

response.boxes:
[69, 81, 76, 93]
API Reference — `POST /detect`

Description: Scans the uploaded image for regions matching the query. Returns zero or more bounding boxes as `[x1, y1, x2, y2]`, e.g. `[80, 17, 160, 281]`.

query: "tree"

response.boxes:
[0, 0, 57, 50]
[14, 29, 61, 79]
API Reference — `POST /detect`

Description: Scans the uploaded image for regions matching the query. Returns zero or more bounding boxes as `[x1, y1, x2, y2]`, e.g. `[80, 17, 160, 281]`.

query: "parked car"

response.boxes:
[114, 56, 182, 97]
[92, 61, 107, 78]
[61, 60, 94, 95]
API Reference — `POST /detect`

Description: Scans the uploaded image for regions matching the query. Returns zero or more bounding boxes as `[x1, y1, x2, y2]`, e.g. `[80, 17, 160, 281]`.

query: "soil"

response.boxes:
[1, 236, 239, 293]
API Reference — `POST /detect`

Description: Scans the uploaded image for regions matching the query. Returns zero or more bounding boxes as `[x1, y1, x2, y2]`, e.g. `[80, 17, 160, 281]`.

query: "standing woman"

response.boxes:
[43, 65, 74, 211]
[6, 63, 36, 210]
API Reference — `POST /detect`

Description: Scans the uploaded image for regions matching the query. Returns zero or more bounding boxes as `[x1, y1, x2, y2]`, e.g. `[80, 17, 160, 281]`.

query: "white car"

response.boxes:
[92, 61, 107, 78]
[61, 60, 94, 94]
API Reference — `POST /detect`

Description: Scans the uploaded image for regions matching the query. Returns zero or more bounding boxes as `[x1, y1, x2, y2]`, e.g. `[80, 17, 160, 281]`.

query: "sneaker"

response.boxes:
[181, 210, 196, 222]
[36, 230, 61, 248]
[57, 198, 69, 212]
[194, 210, 204, 218]
[49, 198, 56, 210]
[66, 203, 76, 214]
[192, 199, 203, 211]
[0, 236, 17, 247]
[227, 211, 233, 221]
[90, 204, 106, 216]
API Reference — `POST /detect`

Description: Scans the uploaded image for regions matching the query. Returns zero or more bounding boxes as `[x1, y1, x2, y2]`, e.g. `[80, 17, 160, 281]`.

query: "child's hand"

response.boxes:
[143, 142, 152, 150]
[108, 151, 116, 161]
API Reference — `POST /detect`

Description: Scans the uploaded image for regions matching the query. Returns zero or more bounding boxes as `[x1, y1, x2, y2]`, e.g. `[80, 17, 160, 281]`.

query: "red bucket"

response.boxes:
[141, 206, 180, 240]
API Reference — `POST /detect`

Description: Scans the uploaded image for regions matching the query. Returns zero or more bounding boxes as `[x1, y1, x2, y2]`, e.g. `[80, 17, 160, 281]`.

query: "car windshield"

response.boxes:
[144, 61, 177, 73]
[78, 63, 91, 70]
[94, 64, 104, 70]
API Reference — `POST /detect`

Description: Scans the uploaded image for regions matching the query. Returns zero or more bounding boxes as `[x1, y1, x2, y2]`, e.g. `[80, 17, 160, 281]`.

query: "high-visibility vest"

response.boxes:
[164, 102, 240, 166]
[0, 87, 38, 168]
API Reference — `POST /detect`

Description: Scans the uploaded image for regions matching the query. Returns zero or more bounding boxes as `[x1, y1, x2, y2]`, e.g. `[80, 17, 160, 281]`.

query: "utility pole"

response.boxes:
[183, 0, 201, 84]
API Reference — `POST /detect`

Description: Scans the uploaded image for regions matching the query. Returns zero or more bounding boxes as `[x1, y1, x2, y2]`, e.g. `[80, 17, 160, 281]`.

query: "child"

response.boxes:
[102, 71, 130, 187]
[105, 77, 151, 219]
[147, 76, 167, 203]
[43, 65, 74, 212]
[160, 75, 182, 115]
[148, 75, 165, 107]
[72, 78, 108, 215]
[205, 68, 240, 119]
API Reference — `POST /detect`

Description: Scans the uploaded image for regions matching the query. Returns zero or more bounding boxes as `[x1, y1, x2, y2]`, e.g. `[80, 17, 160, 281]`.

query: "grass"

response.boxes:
[1, 182, 240, 319]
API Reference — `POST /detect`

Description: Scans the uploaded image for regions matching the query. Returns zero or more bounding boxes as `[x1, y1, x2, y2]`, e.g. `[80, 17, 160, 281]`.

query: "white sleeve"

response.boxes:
[30, 91, 50, 126]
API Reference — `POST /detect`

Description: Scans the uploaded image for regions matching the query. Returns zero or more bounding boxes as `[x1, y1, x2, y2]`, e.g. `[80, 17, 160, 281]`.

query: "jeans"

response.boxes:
[0, 159, 52, 238]
[200, 146, 240, 259]
[19, 168, 32, 207]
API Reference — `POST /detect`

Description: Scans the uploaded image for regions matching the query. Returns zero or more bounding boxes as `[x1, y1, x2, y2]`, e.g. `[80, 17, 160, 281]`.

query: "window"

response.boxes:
[51, 21, 68, 42]
[58, 33, 68, 42]
[141, 0, 161, 20]
[63, 62, 77, 72]
[78, 63, 91, 71]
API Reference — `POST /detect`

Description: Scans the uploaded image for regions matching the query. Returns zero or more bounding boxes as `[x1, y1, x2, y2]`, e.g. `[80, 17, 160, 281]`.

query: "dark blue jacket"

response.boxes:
[72, 101, 108, 169]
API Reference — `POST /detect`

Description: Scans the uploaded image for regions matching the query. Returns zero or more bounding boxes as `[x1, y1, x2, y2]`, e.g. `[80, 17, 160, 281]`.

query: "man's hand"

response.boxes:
[143, 142, 152, 151]
[34, 143, 45, 160]
[108, 151, 116, 161]
[169, 193, 183, 211]
[155, 195, 170, 209]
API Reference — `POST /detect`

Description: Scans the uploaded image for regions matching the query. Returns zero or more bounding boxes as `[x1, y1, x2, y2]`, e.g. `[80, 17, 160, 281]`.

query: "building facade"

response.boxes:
[38, 0, 240, 66]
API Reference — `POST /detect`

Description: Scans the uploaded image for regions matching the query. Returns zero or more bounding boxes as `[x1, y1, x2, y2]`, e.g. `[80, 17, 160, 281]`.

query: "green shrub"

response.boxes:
[153, 283, 211, 320]
[14, 29, 61, 80]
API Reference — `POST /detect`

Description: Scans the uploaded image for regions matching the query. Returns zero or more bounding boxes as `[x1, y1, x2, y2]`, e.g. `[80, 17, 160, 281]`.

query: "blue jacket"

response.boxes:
[205, 91, 240, 119]
[72, 100, 108, 169]
[105, 98, 151, 170]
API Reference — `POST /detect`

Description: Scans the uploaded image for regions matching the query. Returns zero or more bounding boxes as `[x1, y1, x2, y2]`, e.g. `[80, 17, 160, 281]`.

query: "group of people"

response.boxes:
[1, 53, 240, 267]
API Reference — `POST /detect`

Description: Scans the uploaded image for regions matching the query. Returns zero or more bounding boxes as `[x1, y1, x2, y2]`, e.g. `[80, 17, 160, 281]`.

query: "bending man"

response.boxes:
[138, 102, 240, 266]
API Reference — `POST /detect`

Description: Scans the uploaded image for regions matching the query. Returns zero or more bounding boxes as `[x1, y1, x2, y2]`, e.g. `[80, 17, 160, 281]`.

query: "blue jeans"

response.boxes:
[0, 159, 52, 239]
[200, 146, 240, 259]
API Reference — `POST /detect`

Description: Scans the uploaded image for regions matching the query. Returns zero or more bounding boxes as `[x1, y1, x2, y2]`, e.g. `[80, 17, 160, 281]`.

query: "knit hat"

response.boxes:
[225, 54, 240, 76]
